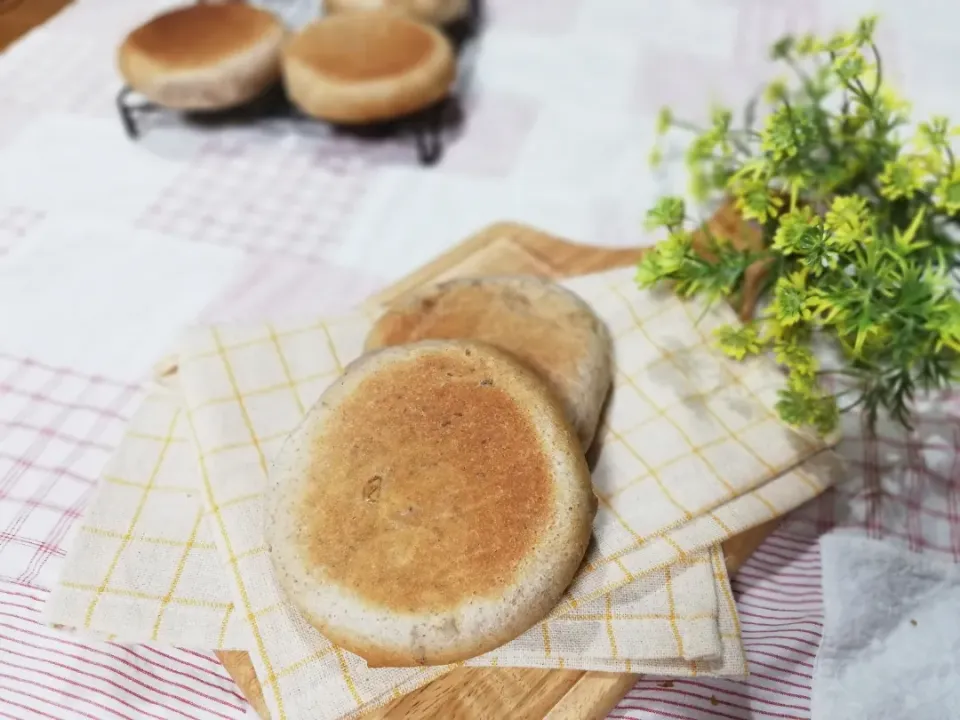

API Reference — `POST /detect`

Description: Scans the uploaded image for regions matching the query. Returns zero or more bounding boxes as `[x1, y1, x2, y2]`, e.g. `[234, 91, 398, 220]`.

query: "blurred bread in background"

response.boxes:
[325, 0, 469, 27]
[118, 3, 285, 111]
[282, 11, 455, 123]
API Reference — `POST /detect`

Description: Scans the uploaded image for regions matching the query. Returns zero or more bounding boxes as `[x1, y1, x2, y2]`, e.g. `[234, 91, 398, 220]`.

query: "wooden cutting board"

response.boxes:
[217, 214, 778, 720]
[0, 0, 72, 51]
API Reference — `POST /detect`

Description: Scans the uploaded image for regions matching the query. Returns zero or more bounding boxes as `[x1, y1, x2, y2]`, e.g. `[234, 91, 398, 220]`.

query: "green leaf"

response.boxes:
[892, 207, 930, 254]
[714, 324, 764, 360]
[774, 385, 840, 434]
[770, 35, 795, 60]
[878, 156, 927, 201]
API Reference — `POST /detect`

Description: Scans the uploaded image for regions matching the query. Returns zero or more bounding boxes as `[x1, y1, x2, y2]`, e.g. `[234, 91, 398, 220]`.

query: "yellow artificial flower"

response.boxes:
[927, 297, 960, 353]
[644, 196, 686, 230]
[760, 106, 800, 161]
[934, 167, 960, 215]
[714, 324, 763, 361]
[648, 145, 663, 169]
[656, 106, 673, 136]
[685, 132, 718, 167]
[878, 155, 927, 200]
[878, 85, 910, 113]
[689, 170, 710, 203]
[824, 195, 870, 251]
[831, 51, 866, 82]
[772, 206, 821, 255]
[774, 338, 818, 379]
[772, 270, 810, 327]
[795, 33, 821, 55]
[649, 230, 692, 277]
[731, 177, 783, 223]
[764, 77, 789, 104]
[825, 31, 854, 52]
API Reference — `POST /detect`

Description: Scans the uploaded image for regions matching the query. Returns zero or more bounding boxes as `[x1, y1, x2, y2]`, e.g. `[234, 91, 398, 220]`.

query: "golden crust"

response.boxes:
[324, 0, 471, 26]
[300, 350, 555, 613]
[267, 341, 595, 666]
[366, 277, 613, 450]
[281, 12, 455, 123]
[117, 4, 285, 111]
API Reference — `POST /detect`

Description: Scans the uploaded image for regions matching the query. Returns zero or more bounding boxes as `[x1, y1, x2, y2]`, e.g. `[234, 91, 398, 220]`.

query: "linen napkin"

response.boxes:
[44, 383, 737, 668]
[47, 265, 844, 720]
[812, 533, 960, 720]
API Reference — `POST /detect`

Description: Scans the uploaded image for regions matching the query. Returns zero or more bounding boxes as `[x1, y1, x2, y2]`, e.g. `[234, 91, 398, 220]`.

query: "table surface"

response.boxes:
[1, 1, 959, 719]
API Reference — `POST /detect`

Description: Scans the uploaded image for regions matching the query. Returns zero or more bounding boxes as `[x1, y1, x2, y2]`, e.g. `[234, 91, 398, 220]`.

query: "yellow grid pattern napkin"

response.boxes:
[46, 389, 249, 650]
[45, 388, 745, 719]
[43, 386, 737, 668]
[46, 265, 844, 720]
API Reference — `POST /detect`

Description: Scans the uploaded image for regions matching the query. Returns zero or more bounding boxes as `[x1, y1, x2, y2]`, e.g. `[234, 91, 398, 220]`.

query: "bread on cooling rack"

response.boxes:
[266, 340, 596, 667]
[281, 11, 456, 124]
[118, 3, 285, 111]
[324, 0, 470, 27]
[366, 277, 614, 452]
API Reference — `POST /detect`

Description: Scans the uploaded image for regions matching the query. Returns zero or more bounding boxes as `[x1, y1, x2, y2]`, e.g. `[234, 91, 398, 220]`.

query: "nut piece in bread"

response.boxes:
[324, 0, 470, 26]
[366, 277, 613, 451]
[281, 12, 456, 124]
[267, 340, 596, 666]
[118, 4, 285, 111]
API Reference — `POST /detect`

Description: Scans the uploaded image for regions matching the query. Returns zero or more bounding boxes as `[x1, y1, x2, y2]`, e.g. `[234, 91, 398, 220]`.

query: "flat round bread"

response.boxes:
[118, 4, 285, 111]
[281, 12, 456, 124]
[365, 277, 613, 451]
[267, 340, 595, 666]
[324, 0, 470, 26]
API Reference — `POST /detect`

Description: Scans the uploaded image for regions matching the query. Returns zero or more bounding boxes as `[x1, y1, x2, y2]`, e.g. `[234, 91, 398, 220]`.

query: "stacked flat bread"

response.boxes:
[365, 277, 614, 450]
[267, 277, 613, 666]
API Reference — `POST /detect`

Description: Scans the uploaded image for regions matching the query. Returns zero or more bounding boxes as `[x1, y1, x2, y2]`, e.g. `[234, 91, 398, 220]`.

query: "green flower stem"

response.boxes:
[668, 118, 757, 157]
[816, 368, 865, 378]
[838, 394, 866, 413]
[869, 43, 883, 97]
[668, 119, 705, 134]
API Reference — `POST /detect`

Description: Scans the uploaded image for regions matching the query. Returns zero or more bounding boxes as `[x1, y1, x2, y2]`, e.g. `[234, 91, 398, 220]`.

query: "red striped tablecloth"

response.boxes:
[2, 0, 960, 717]
[3, 351, 957, 718]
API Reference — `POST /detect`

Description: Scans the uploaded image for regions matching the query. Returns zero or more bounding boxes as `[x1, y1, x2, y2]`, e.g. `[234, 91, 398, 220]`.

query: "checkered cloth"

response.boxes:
[5, 0, 960, 716]
[45, 266, 842, 719]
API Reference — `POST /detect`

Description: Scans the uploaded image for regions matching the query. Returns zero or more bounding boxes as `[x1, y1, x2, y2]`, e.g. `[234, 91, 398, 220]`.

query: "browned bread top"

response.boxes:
[366, 276, 614, 450]
[117, 3, 285, 111]
[280, 11, 455, 123]
[121, 4, 281, 71]
[284, 12, 443, 83]
[324, 0, 470, 27]
[267, 340, 596, 666]
[301, 345, 554, 612]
